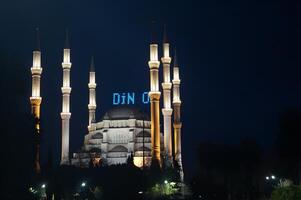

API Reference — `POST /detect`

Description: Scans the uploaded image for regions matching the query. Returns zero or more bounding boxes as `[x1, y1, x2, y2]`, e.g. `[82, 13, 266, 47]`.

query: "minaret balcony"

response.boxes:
[162, 108, 173, 116]
[162, 82, 172, 90]
[148, 91, 161, 100]
[31, 67, 42, 75]
[88, 83, 97, 88]
[62, 63, 72, 69]
[172, 79, 181, 85]
[30, 97, 42, 105]
[60, 112, 71, 119]
[148, 61, 160, 69]
[61, 87, 71, 94]
[173, 122, 182, 129]
[161, 57, 171, 64]
[173, 100, 182, 105]
[88, 104, 97, 109]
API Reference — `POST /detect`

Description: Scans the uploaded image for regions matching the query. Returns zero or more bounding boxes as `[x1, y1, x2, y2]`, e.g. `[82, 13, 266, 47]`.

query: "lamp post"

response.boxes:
[265, 174, 278, 198]
[41, 184, 47, 200]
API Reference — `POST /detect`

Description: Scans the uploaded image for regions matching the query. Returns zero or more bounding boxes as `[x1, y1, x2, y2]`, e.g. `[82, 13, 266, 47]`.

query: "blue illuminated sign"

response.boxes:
[113, 92, 149, 105]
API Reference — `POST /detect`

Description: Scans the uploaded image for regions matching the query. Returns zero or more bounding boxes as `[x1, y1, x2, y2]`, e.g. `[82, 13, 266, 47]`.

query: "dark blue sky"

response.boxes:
[1, 0, 301, 178]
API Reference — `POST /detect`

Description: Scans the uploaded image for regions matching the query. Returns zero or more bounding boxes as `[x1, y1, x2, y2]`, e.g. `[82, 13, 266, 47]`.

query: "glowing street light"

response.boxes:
[81, 182, 86, 187]
[41, 184, 46, 189]
[164, 180, 168, 184]
[271, 175, 276, 180]
[266, 176, 270, 180]
[170, 182, 176, 186]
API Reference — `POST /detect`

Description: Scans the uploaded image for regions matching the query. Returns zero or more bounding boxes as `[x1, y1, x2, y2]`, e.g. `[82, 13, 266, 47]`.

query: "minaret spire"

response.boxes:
[163, 24, 168, 44]
[173, 48, 178, 67]
[90, 56, 95, 72]
[150, 20, 156, 44]
[35, 28, 40, 51]
[172, 48, 184, 181]
[161, 25, 173, 167]
[30, 28, 43, 173]
[88, 56, 97, 126]
[60, 30, 72, 165]
[64, 29, 70, 49]
[148, 22, 162, 166]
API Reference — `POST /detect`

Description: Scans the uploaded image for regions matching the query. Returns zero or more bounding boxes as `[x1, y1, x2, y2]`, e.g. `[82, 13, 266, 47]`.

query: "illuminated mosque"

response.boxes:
[29, 27, 183, 179]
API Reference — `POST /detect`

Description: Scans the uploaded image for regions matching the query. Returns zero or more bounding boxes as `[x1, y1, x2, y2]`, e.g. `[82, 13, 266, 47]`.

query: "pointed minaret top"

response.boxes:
[35, 28, 40, 51]
[90, 56, 95, 72]
[64, 29, 70, 49]
[150, 20, 156, 44]
[163, 24, 168, 44]
[174, 48, 178, 67]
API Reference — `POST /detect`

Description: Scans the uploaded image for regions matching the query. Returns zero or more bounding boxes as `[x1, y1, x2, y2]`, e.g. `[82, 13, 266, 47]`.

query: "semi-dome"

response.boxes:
[91, 132, 103, 139]
[110, 145, 128, 152]
[102, 106, 150, 120]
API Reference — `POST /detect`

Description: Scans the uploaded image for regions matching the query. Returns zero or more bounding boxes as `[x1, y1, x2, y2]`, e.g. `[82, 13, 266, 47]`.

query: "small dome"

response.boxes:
[91, 132, 103, 139]
[110, 145, 128, 152]
[136, 131, 151, 137]
[102, 106, 150, 120]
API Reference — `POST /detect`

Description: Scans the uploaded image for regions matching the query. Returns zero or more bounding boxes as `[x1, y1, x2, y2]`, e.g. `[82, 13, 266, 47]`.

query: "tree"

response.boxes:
[276, 108, 301, 184]
[271, 185, 301, 200]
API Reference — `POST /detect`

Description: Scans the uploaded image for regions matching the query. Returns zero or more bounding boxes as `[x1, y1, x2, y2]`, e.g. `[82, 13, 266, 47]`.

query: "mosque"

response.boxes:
[29, 27, 183, 179]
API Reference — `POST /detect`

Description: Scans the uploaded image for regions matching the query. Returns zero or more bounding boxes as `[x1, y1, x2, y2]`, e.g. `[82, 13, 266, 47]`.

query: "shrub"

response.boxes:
[271, 185, 301, 200]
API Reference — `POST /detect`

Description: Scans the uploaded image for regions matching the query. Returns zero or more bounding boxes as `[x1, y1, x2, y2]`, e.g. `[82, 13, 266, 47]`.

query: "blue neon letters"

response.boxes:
[113, 92, 149, 105]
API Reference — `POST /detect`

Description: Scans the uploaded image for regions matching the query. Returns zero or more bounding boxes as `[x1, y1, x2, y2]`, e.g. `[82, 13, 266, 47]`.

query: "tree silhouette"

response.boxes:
[276, 108, 301, 184]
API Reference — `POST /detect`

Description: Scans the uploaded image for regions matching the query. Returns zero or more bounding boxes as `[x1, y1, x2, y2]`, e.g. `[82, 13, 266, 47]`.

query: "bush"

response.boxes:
[271, 185, 301, 200]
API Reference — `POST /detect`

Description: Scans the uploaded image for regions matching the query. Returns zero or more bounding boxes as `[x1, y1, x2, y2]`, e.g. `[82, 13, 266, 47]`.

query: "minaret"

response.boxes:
[148, 24, 161, 165]
[30, 28, 42, 174]
[60, 30, 72, 165]
[88, 56, 97, 126]
[161, 26, 173, 167]
[172, 49, 184, 180]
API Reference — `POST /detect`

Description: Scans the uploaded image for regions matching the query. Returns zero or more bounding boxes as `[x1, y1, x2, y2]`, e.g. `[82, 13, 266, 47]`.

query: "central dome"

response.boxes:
[102, 106, 150, 120]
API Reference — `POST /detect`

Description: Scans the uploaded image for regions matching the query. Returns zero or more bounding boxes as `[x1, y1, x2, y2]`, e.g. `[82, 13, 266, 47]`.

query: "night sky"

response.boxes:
[1, 0, 301, 179]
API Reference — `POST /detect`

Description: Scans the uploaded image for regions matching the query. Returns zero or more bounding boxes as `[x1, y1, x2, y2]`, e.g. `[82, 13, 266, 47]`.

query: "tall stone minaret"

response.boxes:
[172, 49, 184, 180]
[88, 56, 97, 126]
[60, 30, 72, 165]
[161, 26, 173, 167]
[148, 25, 161, 166]
[30, 28, 42, 174]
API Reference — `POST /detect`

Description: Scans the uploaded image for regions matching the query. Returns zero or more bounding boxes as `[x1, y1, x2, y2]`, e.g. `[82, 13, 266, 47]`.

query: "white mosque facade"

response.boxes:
[71, 106, 164, 168]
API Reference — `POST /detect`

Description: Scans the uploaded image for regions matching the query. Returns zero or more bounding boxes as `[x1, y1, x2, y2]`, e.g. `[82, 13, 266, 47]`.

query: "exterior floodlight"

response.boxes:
[271, 175, 276, 179]
[41, 184, 46, 189]
[266, 176, 270, 180]
[81, 182, 86, 187]
[170, 182, 176, 186]
[164, 180, 168, 184]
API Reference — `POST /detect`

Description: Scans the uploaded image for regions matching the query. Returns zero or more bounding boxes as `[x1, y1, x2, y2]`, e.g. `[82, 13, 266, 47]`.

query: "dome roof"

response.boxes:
[91, 132, 103, 139]
[110, 145, 128, 152]
[136, 131, 151, 137]
[102, 106, 150, 120]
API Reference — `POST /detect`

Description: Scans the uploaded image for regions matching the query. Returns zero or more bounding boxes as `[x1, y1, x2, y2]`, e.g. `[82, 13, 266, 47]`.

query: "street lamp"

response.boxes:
[164, 180, 168, 184]
[41, 184, 46, 189]
[265, 175, 277, 181]
[81, 182, 86, 187]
